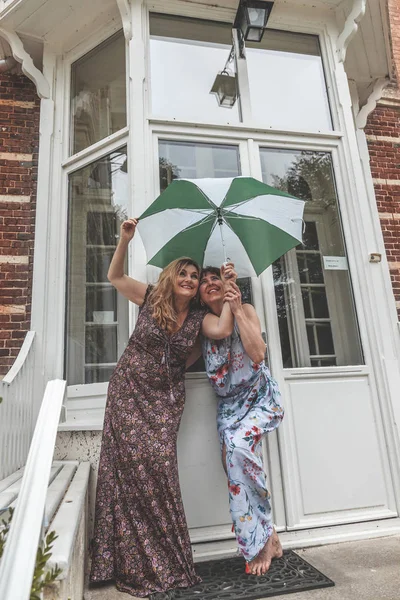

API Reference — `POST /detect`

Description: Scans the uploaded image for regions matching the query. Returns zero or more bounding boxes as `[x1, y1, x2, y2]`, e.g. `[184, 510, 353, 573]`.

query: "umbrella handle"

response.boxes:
[217, 210, 230, 265]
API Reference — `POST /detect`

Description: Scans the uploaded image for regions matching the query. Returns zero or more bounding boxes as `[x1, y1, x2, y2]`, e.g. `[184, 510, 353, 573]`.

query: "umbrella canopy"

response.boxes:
[137, 176, 305, 277]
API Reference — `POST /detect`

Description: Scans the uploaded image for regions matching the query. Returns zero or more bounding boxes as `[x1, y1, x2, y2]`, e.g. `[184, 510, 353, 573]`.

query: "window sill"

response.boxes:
[60, 373, 209, 431]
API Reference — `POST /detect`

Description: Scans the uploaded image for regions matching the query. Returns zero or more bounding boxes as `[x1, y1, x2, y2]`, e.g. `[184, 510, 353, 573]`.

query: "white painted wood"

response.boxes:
[46, 462, 90, 575]
[0, 469, 23, 495]
[0, 379, 66, 600]
[117, 0, 132, 40]
[0, 331, 36, 480]
[336, 0, 366, 63]
[356, 77, 390, 129]
[0, 27, 49, 97]
[44, 462, 77, 526]
[283, 375, 396, 525]
[62, 127, 129, 171]
[1, 331, 35, 384]
[327, 37, 400, 508]
[178, 378, 231, 532]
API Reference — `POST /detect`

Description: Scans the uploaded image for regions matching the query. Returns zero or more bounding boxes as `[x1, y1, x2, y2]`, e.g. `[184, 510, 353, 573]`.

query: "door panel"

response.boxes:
[283, 374, 396, 527]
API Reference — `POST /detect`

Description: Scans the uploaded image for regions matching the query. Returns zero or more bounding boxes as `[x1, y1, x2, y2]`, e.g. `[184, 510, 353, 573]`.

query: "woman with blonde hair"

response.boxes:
[90, 218, 234, 598]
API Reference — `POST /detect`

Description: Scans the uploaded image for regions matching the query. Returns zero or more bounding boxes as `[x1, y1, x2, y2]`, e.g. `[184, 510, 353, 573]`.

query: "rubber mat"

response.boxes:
[150, 550, 335, 600]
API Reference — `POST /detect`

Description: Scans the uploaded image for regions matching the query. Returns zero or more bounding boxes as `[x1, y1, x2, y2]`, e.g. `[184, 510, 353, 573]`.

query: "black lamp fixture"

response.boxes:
[234, 0, 274, 44]
[210, 69, 237, 108]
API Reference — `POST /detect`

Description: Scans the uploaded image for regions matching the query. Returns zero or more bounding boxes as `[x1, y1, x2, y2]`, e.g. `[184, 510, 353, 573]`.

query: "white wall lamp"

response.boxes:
[234, 0, 274, 57]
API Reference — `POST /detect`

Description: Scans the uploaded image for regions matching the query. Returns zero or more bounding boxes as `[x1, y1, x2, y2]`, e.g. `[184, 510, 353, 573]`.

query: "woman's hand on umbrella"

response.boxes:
[120, 218, 139, 242]
[221, 262, 237, 285]
[224, 282, 242, 314]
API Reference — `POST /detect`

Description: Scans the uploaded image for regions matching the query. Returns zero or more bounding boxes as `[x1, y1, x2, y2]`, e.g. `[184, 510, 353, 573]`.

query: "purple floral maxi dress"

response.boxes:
[203, 322, 284, 562]
[90, 287, 204, 597]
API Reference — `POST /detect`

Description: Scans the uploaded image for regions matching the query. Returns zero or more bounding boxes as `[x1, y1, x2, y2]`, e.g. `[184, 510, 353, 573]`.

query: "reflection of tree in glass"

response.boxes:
[159, 157, 181, 191]
[271, 152, 336, 211]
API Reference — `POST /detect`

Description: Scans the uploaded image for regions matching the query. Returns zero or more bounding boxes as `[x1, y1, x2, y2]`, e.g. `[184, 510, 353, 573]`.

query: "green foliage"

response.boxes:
[0, 508, 62, 600]
[0, 507, 13, 560]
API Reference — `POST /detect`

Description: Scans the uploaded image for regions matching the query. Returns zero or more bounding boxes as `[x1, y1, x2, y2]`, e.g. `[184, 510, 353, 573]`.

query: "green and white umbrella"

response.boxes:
[137, 176, 305, 277]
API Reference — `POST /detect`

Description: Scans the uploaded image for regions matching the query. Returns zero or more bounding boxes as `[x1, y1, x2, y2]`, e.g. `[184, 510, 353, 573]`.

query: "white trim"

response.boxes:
[283, 365, 369, 379]
[62, 127, 129, 171]
[2, 331, 35, 385]
[356, 77, 390, 129]
[147, 0, 235, 23]
[149, 118, 343, 141]
[117, 0, 132, 40]
[192, 517, 400, 561]
[0, 26, 50, 98]
[0, 380, 66, 600]
[336, 0, 366, 63]
[61, 127, 129, 173]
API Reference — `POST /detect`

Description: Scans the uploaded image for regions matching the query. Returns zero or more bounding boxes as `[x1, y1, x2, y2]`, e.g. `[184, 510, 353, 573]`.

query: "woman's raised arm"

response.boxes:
[108, 218, 148, 306]
[225, 283, 266, 364]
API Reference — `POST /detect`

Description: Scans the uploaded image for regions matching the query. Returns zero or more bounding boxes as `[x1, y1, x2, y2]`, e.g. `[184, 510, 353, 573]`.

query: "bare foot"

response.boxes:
[247, 529, 282, 576]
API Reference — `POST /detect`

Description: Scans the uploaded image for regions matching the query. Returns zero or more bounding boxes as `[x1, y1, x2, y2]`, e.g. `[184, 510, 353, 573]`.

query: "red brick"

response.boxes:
[0, 71, 39, 375]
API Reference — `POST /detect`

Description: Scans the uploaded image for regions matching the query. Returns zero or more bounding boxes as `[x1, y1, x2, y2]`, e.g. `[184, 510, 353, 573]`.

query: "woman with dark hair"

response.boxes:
[90, 219, 234, 597]
[199, 266, 284, 576]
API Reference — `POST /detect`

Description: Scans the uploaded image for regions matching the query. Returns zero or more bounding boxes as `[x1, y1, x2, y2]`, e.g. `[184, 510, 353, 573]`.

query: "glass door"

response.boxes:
[258, 148, 363, 371]
[252, 146, 394, 530]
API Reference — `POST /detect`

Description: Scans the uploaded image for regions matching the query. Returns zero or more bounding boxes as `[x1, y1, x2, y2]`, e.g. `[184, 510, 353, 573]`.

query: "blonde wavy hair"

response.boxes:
[148, 257, 200, 333]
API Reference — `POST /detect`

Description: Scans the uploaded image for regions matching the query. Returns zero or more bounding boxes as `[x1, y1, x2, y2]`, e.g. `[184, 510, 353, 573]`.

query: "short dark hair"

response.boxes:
[200, 266, 221, 280]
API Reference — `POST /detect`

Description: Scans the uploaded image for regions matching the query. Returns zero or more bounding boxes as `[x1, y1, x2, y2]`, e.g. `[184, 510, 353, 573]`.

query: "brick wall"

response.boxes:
[0, 72, 40, 377]
[366, 0, 400, 318]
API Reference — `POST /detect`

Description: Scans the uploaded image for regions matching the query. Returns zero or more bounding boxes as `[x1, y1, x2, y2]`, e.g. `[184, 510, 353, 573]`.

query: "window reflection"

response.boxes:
[158, 140, 252, 372]
[71, 32, 126, 155]
[150, 14, 240, 124]
[261, 149, 363, 368]
[247, 30, 332, 131]
[66, 148, 129, 385]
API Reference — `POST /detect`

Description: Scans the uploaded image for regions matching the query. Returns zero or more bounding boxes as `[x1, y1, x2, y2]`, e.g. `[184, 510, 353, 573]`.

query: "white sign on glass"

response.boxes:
[323, 256, 348, 271]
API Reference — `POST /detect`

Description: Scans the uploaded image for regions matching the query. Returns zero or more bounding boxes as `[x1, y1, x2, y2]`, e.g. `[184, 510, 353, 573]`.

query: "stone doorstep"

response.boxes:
[83, 534, 400, 600]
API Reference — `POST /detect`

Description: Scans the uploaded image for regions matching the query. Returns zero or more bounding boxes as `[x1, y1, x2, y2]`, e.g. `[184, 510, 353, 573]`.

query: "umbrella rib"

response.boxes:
[220, 215, 254, 269]
[222, 198, 257, 214]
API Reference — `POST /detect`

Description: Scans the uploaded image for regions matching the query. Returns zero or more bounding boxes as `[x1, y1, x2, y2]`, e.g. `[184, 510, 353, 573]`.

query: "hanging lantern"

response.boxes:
[210, 70, 238, 108]
[234, 0, 274, 43]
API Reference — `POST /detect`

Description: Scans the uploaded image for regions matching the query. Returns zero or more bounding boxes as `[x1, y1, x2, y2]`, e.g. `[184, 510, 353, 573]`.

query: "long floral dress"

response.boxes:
[203, 320, 284, 562]
[90, 287, 205, 597]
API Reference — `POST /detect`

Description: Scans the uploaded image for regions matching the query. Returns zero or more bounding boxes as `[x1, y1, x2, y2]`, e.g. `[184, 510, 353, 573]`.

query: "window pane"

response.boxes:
[158, 140, 242, 372]
[66, 148, 129, 385]
[247, 30, 332, 131]
[260, 148, 363, 367]
[159, 140, 241, 192]
[71, 32, 126, 154]
[150, 14, 240, 124]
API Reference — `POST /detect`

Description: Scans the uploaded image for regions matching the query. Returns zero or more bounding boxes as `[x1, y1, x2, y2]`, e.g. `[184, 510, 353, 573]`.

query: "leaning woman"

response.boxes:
[90, 219, 234, 597]
[199, 266, 284, 576]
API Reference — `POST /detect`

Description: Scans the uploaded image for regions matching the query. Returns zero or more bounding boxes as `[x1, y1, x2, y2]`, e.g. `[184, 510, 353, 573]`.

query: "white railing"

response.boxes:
[0, 331, 36, 480]
[0, 379, 66, 600]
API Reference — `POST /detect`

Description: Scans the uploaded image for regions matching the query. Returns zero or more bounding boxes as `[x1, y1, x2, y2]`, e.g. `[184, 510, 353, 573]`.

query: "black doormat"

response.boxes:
[150, 550, 334, 600]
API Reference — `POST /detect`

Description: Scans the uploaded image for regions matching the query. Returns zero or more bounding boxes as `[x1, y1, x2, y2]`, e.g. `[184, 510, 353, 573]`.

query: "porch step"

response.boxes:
[0, 460, 90, 600]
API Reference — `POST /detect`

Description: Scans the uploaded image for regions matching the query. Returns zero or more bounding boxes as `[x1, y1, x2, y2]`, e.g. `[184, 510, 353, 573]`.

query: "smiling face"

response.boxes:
[199, 268, 224, 307]
[173, 262, 200, 301]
